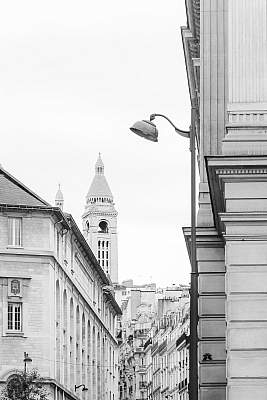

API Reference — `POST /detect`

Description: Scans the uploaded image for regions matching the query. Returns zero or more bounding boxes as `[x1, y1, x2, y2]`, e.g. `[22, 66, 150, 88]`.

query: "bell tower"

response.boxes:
[82, 154, 118, 284]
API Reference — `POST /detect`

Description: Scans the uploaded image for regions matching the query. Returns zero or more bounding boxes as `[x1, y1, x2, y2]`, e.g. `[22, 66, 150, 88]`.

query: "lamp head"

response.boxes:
[129, 120, 158, 142]
[23, 352, 32, 364]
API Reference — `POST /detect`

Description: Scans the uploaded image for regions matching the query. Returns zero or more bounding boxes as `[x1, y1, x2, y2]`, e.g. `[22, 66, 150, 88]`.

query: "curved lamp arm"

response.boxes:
[150, 113, 190, 139]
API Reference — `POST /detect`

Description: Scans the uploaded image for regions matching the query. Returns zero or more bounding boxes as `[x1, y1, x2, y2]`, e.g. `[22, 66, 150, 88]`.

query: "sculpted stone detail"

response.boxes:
[10, 279, 20, 296]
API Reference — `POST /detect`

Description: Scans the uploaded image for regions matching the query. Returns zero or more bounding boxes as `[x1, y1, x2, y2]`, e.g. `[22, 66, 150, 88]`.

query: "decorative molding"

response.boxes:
[228, 112, 267, 124]
[206, 156, 267, 234]
[215, 168, 267, 176]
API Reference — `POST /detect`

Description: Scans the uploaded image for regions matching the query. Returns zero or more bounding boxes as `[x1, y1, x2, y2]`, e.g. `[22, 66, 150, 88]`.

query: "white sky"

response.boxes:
[0, 0, 191, 286]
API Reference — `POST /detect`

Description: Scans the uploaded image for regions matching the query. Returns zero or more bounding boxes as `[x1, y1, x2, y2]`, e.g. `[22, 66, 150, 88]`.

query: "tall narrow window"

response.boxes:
[8, 302, 22, 331]
[8, 218, 22, 246]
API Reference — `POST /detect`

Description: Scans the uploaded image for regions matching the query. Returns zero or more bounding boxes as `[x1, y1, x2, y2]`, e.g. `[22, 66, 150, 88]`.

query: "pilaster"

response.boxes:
[183, 227, 226, 400]
[197, 0, 227, 227]
[223, 0, 267, 155]
[206, 156, 267, 400]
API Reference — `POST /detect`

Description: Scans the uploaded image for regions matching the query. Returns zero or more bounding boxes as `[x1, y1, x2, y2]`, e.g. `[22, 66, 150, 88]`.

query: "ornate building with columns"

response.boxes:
[0, 165, 121, 399]
[182, 1, 267, 399]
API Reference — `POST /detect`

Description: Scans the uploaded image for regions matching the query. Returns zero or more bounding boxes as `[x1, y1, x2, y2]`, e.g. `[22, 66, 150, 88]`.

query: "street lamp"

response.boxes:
[130, 107, 198, 400]
[23, 352, 32, 374]
[130, 113, 190, 142]
[75, 384, 88, 392]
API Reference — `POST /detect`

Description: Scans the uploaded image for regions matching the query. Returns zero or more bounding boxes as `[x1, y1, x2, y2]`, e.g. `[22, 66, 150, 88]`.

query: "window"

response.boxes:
[8, 218, 22, 246]
[56, 231, 60, 258]
[98, 220, 109, 233]
[8, 302, 22, 331]
[98, 240, 110, 273]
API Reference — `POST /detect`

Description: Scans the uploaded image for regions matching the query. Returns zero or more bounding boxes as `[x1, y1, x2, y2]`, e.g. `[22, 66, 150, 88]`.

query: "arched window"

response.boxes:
[92, 327, 96, 399]
[76, 305, 81, 385]
[70, 298, 74, 385]
[63, 290, 68, 385]
[98, 220, 109, 233]
[56, 280, 60, 381]
[97, 332, 101, 400]
[81, 313, 86, 398]
[86, 221, 90, 231]
[87, 320, 91, 399]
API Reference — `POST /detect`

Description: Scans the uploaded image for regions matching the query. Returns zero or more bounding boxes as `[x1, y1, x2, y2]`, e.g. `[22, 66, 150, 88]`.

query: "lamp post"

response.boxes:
[130, 105, 198, 400]
[23, 352, 32, 374]
[75, 384, 88, 392]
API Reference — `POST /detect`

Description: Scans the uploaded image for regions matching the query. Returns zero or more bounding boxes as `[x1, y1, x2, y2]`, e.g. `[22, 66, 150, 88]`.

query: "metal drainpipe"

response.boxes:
[189, 103, 198, 400]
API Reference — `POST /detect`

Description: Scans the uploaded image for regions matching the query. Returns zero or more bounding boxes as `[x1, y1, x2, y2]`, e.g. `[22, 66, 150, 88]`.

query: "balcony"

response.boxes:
[178, 378, 188, 392]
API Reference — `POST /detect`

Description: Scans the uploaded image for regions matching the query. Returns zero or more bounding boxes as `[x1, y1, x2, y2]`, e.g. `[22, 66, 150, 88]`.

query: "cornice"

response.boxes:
[184, 0, 200, 57]
[206, 156, 267, 235]
[220, 212, 267, 222]
[215, 168, 267, 176]
[83, 210, 118, 218]
[183, 226, 223, 259]
[222, 234, 267, 241]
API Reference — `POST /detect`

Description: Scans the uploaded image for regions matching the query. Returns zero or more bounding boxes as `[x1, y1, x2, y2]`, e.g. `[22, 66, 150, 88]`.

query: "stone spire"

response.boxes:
[55, 184, 64, 210]
[95, 152, 104, 175]
[86, 153, 113, 203]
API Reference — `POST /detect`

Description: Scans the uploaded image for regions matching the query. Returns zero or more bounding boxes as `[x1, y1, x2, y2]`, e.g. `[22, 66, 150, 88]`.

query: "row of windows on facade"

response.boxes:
[6, 302, 116, 400]
[55, 230, 113, 330]
[6, 218, 113, 327]
[6, 283, 114, 339]
[8, 216, 110, 248]
[56, 284, 117, 399]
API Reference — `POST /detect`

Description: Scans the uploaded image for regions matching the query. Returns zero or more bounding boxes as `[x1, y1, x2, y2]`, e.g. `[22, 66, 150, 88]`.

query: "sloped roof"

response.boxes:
[87, 174, 113, 198]
[87, 154, 113, 199]
[0, 167, 50, 207]
[55, 184, 64, 201]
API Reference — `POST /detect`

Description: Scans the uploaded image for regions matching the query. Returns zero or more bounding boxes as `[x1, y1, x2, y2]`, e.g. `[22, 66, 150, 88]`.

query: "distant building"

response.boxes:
[82, 154, 118, 283]
[0, 165, 121, 399]
[118, 282, 189, 400]
[168, 303, 190, 400]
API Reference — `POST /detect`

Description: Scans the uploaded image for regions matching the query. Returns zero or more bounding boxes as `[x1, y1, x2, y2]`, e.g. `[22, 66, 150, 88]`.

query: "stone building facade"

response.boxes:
[149, 301, 189, 400]
[118, 284, 189, 400]
[182, 1, 267, 399]
[0, 165, 121, 399]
